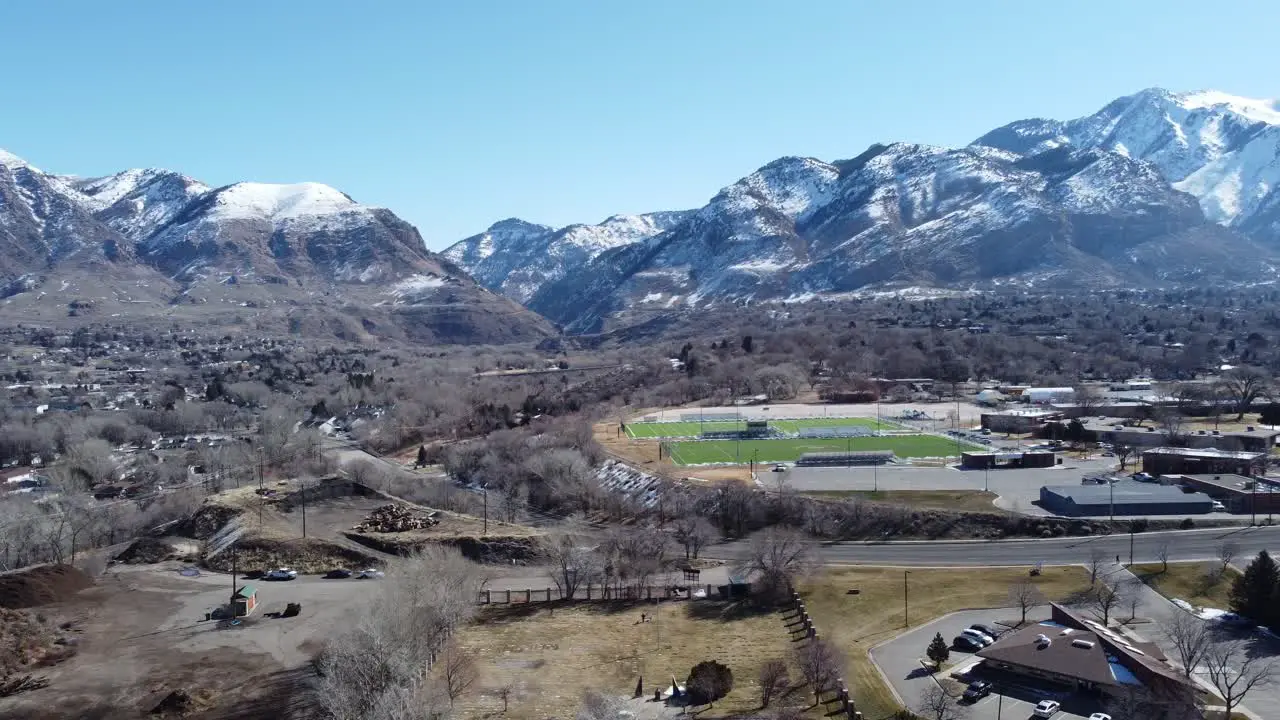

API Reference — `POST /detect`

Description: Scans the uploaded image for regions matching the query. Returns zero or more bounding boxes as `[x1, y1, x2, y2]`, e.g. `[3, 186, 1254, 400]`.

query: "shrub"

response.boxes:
[686, 660, 733, 707]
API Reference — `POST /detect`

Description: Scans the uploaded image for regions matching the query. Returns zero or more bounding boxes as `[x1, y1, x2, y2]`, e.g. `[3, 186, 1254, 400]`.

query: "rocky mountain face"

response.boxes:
[442, 211, 692, 303]
[974, 88, 1280, 242]
[0, 149, 554, 344]
[444, 88, 1280, 332]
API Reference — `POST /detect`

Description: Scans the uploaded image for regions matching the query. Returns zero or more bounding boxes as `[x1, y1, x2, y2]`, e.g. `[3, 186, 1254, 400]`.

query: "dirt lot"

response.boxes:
[800, 489, 1002, 513]
[0, 563, 378, 720]
[800, 566, 1090, 720]
[451, 600, 806, 719]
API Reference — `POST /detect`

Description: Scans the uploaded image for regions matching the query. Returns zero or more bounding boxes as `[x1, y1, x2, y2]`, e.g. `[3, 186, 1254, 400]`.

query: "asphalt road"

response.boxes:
[707, 525, 1280, 567]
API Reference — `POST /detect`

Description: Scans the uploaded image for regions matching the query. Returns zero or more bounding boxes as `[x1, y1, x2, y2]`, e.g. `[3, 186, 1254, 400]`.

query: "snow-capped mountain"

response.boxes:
[0, 148, 554, 343]
[442, 211, 692, 302]
[529, 141, 1267, 331]
[440, 87, 1280, 332]
[975, 88, 1280, 241]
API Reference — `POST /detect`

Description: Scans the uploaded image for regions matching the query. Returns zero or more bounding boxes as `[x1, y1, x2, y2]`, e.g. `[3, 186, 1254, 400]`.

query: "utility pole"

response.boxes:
[903, 570, 910, 627]
[1109, 479, 1115, 525]
[874, 456, 879, 492]
[301, 479, 307, 538]
[1128, 526, 1134, 566]
[482, 486, 488, 536]
[985, 464, 990, 492]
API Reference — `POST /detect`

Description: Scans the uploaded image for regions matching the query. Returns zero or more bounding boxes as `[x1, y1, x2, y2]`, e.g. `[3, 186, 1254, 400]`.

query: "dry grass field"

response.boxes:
[1131, 562, 1241, 611]
[800, 566, 1090, 719]
[800, 489, 1002, 513]
[450, 600, 808, 719]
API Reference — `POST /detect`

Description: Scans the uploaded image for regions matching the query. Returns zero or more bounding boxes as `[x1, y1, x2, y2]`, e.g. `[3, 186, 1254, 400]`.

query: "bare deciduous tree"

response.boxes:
[672, 515, 716, 560]
[737, 527, 812, 605]
[314, 546, 486, 720]
[757, 658, 789, 708]
[1219, 367, 1271, 421]
[439, 642, 478, 707]
[1085, 583, 1123, 626]
[544, 533, 596, 600]
[1161, 611, 1212, 678]
[1087, 548, 1108, 585]
[918, 682, 966, 720]
[794, 638, 843, 705]
[1218, 540, 1240, 574]
[1156, 540, 1171, 573]
[1114, 444, 1135, 471]
[1008, 579, 1043, 625]
[1203, 640, 1278, 717]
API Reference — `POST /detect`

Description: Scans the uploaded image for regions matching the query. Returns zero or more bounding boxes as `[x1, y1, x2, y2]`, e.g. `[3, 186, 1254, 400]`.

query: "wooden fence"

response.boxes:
[787, 589, 861, 719]
[476, 583, 729, 604]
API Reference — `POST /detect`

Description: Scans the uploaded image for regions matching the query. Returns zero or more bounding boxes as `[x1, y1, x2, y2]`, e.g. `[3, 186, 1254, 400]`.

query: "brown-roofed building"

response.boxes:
[976, 603, 1196, 704]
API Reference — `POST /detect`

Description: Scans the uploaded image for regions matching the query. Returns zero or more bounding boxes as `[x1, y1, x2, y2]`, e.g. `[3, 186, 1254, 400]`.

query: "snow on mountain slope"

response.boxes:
[975, 88, 1280, 239]
[529, 140, 1266, 332]
[205, 182, 365, 221]
[443, 211, 692, 302]
[71, 169, 212, 242]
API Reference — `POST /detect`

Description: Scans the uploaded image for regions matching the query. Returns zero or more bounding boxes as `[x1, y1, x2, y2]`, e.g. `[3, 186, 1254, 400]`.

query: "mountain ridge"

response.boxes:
[442, 87, 1280, 331]
[0, 149, 554, 344]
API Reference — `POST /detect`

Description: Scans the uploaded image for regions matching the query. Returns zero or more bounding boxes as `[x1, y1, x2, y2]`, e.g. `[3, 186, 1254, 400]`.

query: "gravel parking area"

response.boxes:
[869, 608, 1108, 720]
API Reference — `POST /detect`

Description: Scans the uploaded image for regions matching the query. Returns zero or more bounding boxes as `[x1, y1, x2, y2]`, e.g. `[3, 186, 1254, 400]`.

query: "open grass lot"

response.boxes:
[627, 416, 901, 439]
[800, 566, 1090, 720]
[1131, 562, 1241, 610]
[450, 601, 805, 719]
[666, 434, 982, 465]
[801, 489, 1002, 513]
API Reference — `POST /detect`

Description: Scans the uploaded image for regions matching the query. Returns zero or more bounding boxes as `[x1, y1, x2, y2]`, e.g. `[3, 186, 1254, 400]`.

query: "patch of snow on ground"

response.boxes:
[390, 274, 445, 297]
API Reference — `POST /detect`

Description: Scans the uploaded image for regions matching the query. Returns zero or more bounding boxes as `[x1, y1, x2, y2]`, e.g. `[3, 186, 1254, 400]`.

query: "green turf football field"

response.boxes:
[663, 434, 980, 465]
[626, 416, 900, 439]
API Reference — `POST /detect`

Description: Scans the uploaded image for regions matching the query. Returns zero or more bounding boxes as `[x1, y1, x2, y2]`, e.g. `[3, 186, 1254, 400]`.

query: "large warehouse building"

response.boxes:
[1040, 483, 1213, 517]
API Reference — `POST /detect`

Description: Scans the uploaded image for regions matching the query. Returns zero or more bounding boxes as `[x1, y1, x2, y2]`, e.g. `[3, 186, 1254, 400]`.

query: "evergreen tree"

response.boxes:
[1230, 550, 1280, 626]
[926, 632, 950, 669]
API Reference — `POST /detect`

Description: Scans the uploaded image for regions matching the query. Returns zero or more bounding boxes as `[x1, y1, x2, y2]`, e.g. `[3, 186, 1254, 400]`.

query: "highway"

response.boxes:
[707, 524, 1280, 567]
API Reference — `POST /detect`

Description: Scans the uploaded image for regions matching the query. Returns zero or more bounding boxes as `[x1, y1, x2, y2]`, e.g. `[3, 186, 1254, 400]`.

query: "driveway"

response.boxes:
[869, 607, 1107, 720]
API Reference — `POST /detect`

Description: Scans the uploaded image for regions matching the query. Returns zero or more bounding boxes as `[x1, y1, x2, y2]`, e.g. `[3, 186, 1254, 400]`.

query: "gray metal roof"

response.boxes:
[1042, 483, 1211, 504]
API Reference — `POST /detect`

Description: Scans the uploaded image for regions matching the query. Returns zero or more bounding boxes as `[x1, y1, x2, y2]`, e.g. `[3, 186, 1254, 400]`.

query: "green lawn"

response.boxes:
[666, 434, 981, 465]
[627, 416, 901, 439]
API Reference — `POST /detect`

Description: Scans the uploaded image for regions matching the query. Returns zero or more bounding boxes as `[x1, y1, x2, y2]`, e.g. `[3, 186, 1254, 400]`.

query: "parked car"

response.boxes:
[1033, 700, 1061, 718]
[969, 623, 1001, 639]
[1088, 714, 1112, 720]
[952, 635, 984, 652]
[356, 568, 385, 579]
[962, 680, 992, 702]
[265, 567, 298, 581]
[324, 568, 353, 579]
[1132, 472, 1154, 482]
[1212, 501, 1227, 512]
[960, 628, 995, 646]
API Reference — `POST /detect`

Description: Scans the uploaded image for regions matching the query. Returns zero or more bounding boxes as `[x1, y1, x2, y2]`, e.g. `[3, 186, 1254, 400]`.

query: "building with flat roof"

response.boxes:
[981, 409, 1062, 434]
[1141, 447, 1266, 477]
[960, 451, 1056, 470]
[977, 603, 1196, 703]
[1174, 474, 1280, 516]
[1039, 483, 1213, 517]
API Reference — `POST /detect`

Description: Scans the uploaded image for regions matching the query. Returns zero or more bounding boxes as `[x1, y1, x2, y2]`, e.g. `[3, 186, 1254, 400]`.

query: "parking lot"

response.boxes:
[869, 608, 1109, 720]
[782, 460, 1116, 515]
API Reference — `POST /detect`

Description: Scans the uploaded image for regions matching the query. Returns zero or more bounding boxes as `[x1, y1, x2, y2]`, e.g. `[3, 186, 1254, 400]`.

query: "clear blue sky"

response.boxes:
[1, 1, 1276, 249]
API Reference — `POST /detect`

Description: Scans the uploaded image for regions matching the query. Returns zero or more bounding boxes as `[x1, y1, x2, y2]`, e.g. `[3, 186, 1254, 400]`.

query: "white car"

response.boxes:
[1033, 700, 1061, 718]
[1088, 714, 1112, 720]
[960, 628, 995, 646]
[356, 568, 385, 579]
[265, 567, 298, 580]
